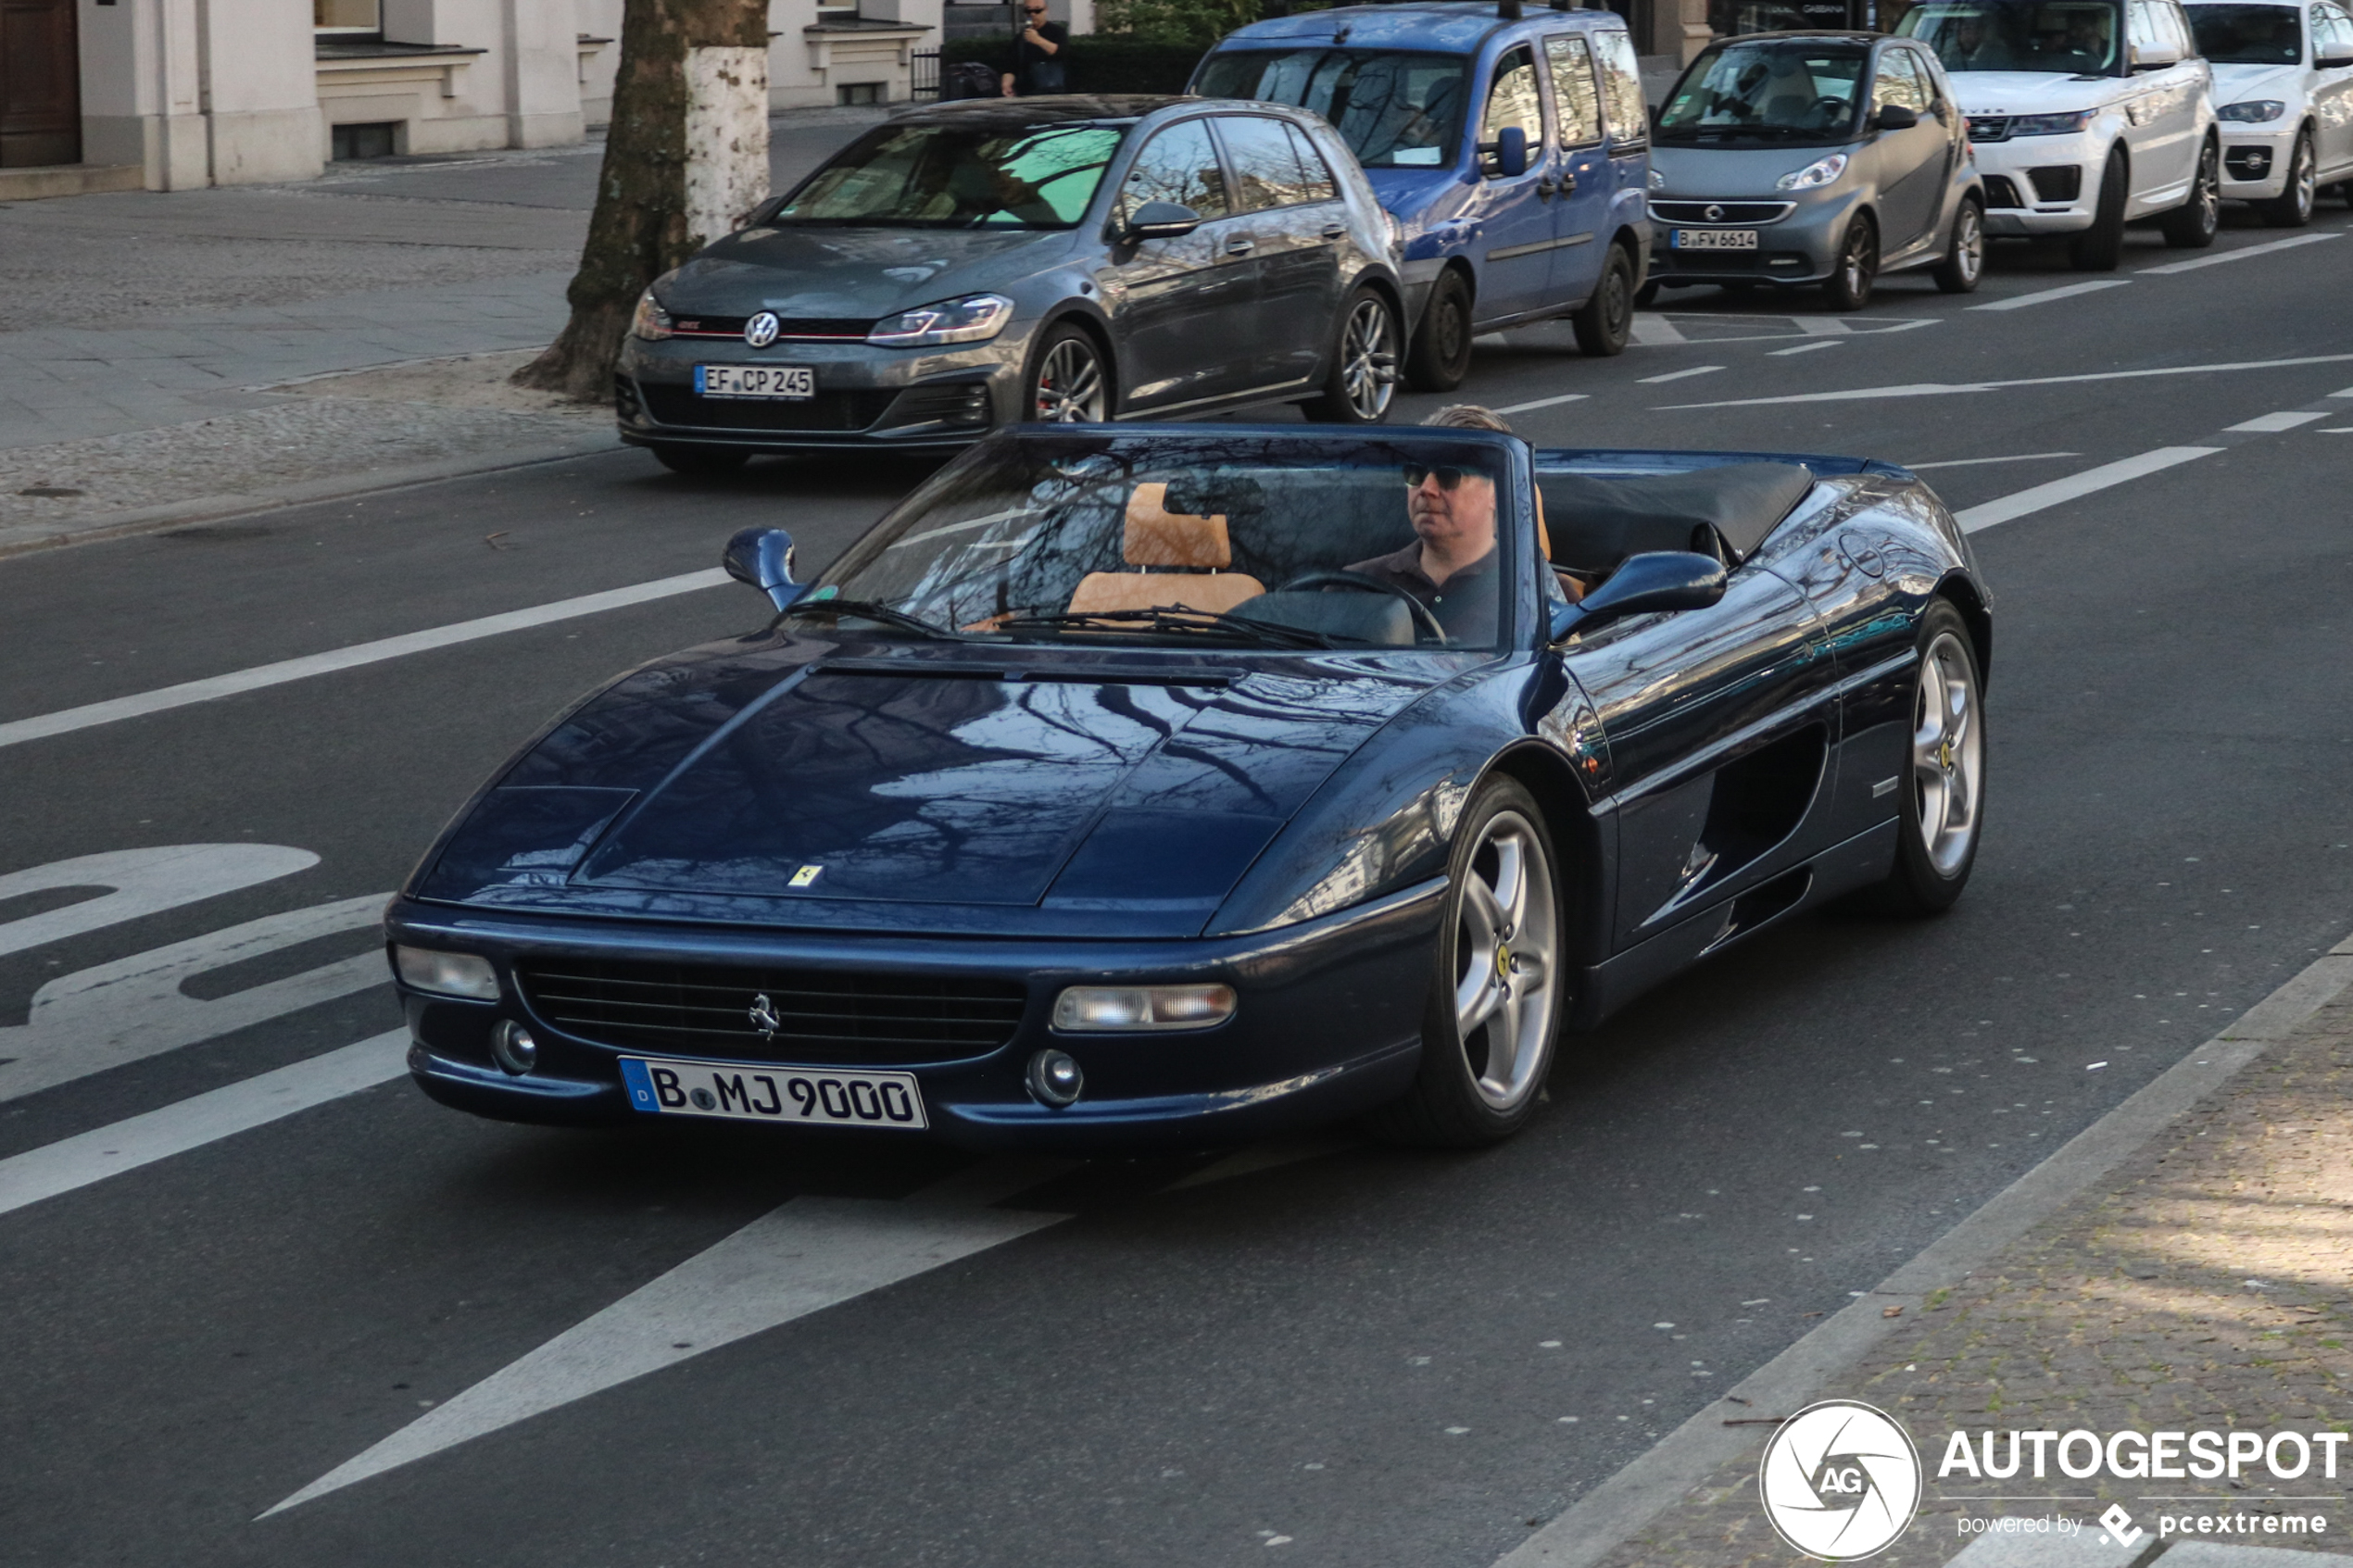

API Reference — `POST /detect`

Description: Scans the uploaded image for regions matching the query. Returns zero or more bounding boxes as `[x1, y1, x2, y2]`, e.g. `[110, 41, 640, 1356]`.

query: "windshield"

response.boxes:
[2188, 3, 2301, 60]
[1897, 0, 2126, 74]
[1657, 42, 1870, 141]
[1193, 49, 1471, 168]
[774, 121, 1126, 229]
[802, 433, 1516, 651]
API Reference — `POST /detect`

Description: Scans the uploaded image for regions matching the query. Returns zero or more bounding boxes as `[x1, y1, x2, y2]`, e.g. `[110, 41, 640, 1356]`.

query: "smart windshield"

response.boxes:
[1656, 43, 1870, 143]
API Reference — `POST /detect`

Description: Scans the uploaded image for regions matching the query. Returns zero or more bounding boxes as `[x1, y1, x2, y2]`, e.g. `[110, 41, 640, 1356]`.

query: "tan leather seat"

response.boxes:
[1066, 483, 1266, 617]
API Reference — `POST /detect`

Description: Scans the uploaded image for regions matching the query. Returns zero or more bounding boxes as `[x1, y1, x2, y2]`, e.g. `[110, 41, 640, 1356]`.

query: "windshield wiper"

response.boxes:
[993, 608, 1339, 649]
[777, 597, 959, 638]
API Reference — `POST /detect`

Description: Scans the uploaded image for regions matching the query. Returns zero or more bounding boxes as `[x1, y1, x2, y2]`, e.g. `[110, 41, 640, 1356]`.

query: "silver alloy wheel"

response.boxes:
[1032, 336, 1105, 422]
[1842, 226, 1872, 296]
[2191, 143, 2221, 234]
[1340, 295, 1398, 420]
[1912, 631, 1983, 878]
[2291, 136, 2317, 220]
[1952, 201, 1983, 284]
[1452, 808, 1559, 1111]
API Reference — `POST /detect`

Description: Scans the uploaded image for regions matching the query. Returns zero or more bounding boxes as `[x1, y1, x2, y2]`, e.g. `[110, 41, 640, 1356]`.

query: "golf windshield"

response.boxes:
[1897, 0, 2127, 74]
[1656, 42, 1870, 141]
[773, 121, 1126, 229]
[797, 433, 1518, 650]
[1192, 50, 1471, 168]
[2187, 3, 2301, 61]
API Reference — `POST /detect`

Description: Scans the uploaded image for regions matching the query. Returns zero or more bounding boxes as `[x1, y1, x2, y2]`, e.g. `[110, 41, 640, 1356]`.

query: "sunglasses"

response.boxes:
[1403, 465, 1476, 490]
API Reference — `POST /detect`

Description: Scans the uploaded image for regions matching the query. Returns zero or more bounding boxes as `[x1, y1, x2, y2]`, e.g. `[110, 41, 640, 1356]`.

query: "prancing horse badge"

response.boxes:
[789, 864, 823, 888]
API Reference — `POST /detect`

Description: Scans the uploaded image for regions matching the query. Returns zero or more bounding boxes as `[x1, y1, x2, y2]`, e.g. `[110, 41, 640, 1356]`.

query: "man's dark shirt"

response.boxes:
[1342, 542, 1500, 644]
[1012, 20, 1068, 94]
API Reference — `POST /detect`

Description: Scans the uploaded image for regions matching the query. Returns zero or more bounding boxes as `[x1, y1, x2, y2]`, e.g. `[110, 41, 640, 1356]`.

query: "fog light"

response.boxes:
[1026, 1048, 1083, 1107]
[1050, 984, 1236, 1033]
[394, 945, 499, 1001]
[492, 1020, 538, 1075]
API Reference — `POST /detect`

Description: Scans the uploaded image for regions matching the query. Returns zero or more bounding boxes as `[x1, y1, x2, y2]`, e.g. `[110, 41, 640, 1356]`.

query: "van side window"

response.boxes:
[1120, 120, 1229, 223]
[1594, 28, 1648, 146]
[1544, 33, 1605, 145]
[1481, 45, 1546, 172]
[1280, 123, 1340, 202]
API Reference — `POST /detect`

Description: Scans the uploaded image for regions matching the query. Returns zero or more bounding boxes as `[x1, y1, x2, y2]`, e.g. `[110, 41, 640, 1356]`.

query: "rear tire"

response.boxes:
[651, 444, 749, 475]
[1860, 601, 1985, 916]
[2259, 131, 2317, 226]
[1404, 270, 1474, 392]
[2070, 146, 2129, 270]
[1570, 244, 1636, 357]
[1931, 194, 1985, 294]
[1303, 287, 1400, 424]
[1821, 215, 1878, 310]
[1364, 776, 1565, 1148]
[2160, 136, 2221, 247]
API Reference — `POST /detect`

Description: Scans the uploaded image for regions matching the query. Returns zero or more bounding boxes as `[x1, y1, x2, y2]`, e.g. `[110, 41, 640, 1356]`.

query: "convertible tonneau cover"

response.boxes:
[1534, 460, 1819, 573]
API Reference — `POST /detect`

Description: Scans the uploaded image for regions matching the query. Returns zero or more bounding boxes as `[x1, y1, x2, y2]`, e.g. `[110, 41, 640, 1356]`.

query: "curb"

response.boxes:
[1494, 931, 2353, 1568]
[0, 433, 625, 562]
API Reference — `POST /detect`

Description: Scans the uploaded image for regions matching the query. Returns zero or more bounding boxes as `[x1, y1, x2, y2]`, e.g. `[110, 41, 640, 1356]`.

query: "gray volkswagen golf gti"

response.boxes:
[616, 95, 1408, 470]
[1644, 31, 1986, 307]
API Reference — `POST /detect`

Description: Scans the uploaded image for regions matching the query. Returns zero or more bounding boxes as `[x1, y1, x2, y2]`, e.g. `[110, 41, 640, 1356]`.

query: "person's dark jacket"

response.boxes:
[1011, 19, 1069, 94]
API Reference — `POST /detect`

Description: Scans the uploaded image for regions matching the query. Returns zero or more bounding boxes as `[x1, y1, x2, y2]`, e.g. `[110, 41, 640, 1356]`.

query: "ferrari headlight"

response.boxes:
[394, 946, 499, 1001]
[630, 289, 674, 342]
[2011, 109, 2096, 135]
[1775, 153, 1849, 191]
[1051, 984, 1237, 1032]
[2218, 99, 2287, 122]
[867, 294, 1015, 346]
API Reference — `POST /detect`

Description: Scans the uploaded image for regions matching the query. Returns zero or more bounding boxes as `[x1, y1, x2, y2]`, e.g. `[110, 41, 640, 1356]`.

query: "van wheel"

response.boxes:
[1571, 245, 1636, 357]
[1404, 270, 1473, 391]
[2160, 137, 2221, 247]
[2259, 131, 2317, 226]
[1931, 195, 1984, 294]
[1821, 216, 1878, 310]
[2070, 146, 2128, 270]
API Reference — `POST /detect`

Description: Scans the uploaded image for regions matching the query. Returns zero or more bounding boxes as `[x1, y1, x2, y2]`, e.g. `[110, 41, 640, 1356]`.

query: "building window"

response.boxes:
[815, 0, 858, 12]
[837, 82, 884, 105]
[315, 0, 382, 36]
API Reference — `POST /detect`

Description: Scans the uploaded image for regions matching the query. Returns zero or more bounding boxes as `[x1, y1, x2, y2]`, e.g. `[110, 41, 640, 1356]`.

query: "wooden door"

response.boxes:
[0, 0, 81, 169]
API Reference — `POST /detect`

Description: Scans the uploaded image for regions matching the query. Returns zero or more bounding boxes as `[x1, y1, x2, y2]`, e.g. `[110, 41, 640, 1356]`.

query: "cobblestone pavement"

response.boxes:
[1588, 978, 2353, 1566]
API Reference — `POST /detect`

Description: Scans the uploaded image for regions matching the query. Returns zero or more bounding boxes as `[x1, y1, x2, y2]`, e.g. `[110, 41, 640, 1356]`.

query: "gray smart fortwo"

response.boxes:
[615, 95, 1405, 472]
[1644, 31, 1987, 307]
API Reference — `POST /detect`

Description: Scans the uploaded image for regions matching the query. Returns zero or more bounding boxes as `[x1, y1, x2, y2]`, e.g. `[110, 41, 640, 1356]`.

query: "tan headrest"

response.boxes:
[1124, 483, 1231, 569]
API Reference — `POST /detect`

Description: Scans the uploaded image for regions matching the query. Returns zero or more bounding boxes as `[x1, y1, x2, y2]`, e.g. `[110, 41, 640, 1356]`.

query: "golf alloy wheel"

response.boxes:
[1339, 295, 1399, 421]
[1029, 331, 1107, 422]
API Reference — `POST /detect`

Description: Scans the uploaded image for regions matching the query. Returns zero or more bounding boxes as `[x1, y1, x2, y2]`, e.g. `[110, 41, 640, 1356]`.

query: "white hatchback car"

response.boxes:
[2184, 0, 2353, 223]
[1897, 0, 2222, 267]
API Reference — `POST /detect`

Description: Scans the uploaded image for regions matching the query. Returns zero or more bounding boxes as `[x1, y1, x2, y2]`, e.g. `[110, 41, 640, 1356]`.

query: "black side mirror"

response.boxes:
[1479, 124, 1529, 178]
[2318, 44, 2353, 66]
[1873, 103, 1919, 131]
[724, 526, 804, 612]
[1123, 200, 1202, 241]
[1554, 550, 1728, 638]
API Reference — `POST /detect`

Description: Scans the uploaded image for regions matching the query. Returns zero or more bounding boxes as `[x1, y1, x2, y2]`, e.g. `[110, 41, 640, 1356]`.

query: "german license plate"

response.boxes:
[619, 1056, 927, 1129]
[695, 364, 815, 399]
[1673, 228, 1760, 250]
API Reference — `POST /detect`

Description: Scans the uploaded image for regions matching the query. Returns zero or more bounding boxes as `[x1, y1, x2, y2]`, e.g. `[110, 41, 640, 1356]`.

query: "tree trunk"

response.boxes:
[512, 0, 772, 400]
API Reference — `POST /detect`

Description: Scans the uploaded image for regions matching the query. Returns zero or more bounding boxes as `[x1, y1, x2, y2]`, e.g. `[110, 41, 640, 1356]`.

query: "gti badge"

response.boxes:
[744, 310, 781, 348]
[748, 992, 782, 1039]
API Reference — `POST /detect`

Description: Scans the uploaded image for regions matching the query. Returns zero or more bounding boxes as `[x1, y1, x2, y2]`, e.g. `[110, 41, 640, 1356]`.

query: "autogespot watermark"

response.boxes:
[1757, 1413, 2343, 1562]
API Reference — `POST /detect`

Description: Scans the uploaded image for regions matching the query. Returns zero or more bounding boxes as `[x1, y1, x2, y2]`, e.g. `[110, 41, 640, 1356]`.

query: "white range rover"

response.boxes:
[1898, 0, 2222, 267]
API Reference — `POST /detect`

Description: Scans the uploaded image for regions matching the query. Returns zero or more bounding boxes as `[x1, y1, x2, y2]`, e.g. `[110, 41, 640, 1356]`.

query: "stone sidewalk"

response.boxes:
[1583, 942, 2353, 1566]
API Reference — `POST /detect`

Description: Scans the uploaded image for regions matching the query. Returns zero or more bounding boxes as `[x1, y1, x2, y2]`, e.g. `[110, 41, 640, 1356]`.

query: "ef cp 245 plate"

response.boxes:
[620, 1056, 928, 1129]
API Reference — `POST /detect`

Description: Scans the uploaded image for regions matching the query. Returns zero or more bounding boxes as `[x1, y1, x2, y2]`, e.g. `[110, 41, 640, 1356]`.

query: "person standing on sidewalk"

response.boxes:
[1001, 3, 1068, 96]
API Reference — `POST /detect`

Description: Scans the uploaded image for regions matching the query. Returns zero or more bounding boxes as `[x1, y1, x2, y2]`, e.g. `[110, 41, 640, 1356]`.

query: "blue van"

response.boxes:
[1193, 1, 1653, 391]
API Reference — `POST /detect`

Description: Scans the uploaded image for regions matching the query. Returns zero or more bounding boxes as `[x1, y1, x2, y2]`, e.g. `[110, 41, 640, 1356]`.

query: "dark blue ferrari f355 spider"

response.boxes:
[388, 424, 1991, 1150]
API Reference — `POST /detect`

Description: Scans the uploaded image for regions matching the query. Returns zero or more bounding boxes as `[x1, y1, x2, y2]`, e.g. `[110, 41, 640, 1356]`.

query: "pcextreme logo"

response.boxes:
[1758, 1399, 1924, 1561]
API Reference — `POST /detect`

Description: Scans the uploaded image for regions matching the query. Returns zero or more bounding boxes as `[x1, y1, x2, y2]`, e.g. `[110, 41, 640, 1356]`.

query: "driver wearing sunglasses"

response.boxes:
[1343, 459, 1501, 643]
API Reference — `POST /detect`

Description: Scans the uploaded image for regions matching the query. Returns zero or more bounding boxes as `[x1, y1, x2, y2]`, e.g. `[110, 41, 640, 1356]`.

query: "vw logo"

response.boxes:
[744, 310, 781, 348]
[747, 992, 782, 1038]
[1757, 1399, 1920, 1561]
[1704, 203, 1727, 222]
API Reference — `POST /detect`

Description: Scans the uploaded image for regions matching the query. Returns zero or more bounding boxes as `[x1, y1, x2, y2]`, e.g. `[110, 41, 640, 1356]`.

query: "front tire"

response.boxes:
[2161, 137, 2221, 247]
[1404, 270, 1473, 392]
[1304, 288, 1400, 424]
[1931, 194, 1985, 294]
[1821, 216, 1878, 310]
[650, 443, 749, 475]
[1365, 777, 1565, 1148]
[2070, 146, 2129, 270]
[1866, 601, 1985, 916]
[1570, 243, 1636, 357]
[1024, 324, 1110, 422]
[2259, 130, 2317, 227]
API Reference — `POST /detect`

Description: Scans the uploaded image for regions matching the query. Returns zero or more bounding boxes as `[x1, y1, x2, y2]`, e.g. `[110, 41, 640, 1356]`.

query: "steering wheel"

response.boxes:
[1275, 570, 1450, 644]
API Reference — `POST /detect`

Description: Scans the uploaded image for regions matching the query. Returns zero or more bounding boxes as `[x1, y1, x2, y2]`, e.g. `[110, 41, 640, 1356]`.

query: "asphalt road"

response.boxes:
[4, 210, 2350, 1568]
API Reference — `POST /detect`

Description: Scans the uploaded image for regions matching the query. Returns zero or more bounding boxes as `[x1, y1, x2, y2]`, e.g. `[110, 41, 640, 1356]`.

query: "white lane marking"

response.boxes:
[1636, 365, 1725, 384]
[2138, 231, 2340, 275]
[2334, 384, 2353, 397]
[0, 568, 730, 752]
[0, 1030, 409, 1220]
[0, 894, 391, 1105]
[1967, 279, 2133, 312]
[1905, 451, 2080, 470]
[1792, 317, 1854, 336]
[2225, 409, 2331, 433]
[1493, 392, 1592, 415]
[1629, 314, 1688, 346]
[2320, 426, 2353, 433]
[1955, 446, 2221, 533]
[1655, 351, 2353, 409]
[1162, 1135, 1358, 1193]
[263, 1160, 1076, 1516]
[1768, 340, 1843, 357]
[0, 844, 316, 960]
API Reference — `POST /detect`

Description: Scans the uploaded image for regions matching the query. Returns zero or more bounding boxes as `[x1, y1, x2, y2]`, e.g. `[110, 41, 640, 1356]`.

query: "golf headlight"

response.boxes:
[1775, 153, 1848, 191]
[394, 946, 500, 1001]
[630, 290, 674, 341]
[867, 294, 1014, 346]
[2011, 109, 2096, 135]
[1051, 984, 1237, 1032]
[2218, 99, 2287, 122]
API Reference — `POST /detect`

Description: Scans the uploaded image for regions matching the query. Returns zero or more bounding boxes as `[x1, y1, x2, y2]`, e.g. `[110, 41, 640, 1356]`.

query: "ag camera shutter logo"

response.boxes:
[1759, 1399, 1923, 1561]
